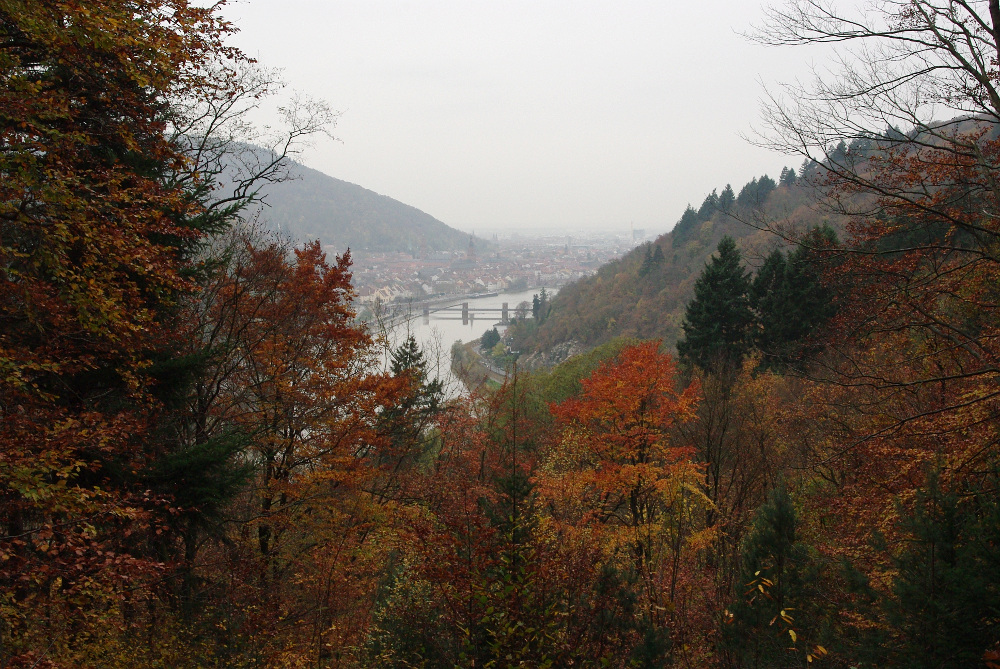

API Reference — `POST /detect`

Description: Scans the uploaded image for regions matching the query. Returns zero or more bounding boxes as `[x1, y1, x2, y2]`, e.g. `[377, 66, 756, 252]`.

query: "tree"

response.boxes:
[0, 0, 246, 660]
[723, 486, 824, 668]
[753, 0, 1000, 486]
[751, 248, 789, 357]
[638, 243, 663, 277]
[699, 189, 720, 219]
[751, 227, 838, 369]
[0, 1, 341, 659]
[674, 205, 701, 240]
[779, 166, 796, 187]
[873, 471, 1000, 668]
[751, 6, 1000, 662]
[481, 326, 502, 351]
[377, 333, 445, 489]
[719, 184, 736, 212]
[538, 342, 703, 659]
[534, 287, 550, 323]
[677, 236, 754, 371]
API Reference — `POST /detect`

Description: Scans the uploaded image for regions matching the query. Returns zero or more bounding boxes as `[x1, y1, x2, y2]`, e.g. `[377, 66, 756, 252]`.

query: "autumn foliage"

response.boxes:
[5, 0, 1000, 667]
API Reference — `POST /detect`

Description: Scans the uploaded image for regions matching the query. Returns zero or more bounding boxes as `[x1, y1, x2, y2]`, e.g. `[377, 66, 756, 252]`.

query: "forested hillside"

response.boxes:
[246, 153, 486, 254]
[214, 142, 489, 254]
[4, 1, 1000, 668]
[509, 167, 845, 355]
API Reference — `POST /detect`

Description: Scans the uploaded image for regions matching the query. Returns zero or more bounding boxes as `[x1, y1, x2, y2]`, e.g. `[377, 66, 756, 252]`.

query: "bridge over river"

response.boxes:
[377, 293, 532, 329]
[375, 289, 549, 396]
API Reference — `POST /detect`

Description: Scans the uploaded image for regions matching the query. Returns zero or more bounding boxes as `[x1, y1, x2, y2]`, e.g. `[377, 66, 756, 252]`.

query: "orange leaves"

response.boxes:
[542, 342, 700, 526]
[534, 342, 708, 641]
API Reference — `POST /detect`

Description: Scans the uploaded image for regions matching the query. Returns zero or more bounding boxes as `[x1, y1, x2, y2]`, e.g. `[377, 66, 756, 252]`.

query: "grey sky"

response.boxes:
[226, 1, 819, 236]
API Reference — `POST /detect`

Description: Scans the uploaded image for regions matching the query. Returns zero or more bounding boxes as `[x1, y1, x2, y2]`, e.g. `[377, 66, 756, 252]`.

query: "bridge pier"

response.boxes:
[423, 305, 430, 324]
[501, 302, 508, 325]
[462, 302, 469, 325]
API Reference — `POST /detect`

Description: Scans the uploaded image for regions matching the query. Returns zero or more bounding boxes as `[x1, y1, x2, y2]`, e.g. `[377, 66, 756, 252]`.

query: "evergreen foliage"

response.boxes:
[481, 327, 502, 351]
[672, 205, 701, 242]
[639, 243, 665, 277]
[699, 189, 720, 219]
[778, 166, 796, 187]
[850, 471, 1000, 668]
[750, 248, 788, 356]
[737, 175, 777, 208]
[751, 226, 838, 369]
[380, 334, 444, 467]
[677, 236, 753, 371]
[723, 486, 821, 668]
[719, 184, 735, 212]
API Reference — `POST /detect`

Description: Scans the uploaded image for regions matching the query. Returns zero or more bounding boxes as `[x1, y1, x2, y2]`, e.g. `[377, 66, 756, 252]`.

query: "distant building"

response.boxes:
[451, 235, 479, 270]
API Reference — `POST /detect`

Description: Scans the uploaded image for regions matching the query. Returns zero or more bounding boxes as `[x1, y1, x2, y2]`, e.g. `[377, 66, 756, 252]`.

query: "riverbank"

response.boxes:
[450, 339, 506, 392]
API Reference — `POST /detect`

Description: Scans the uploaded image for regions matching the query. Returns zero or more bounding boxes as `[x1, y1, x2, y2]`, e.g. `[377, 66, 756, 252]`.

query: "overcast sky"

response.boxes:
[225, 1, 824, 236]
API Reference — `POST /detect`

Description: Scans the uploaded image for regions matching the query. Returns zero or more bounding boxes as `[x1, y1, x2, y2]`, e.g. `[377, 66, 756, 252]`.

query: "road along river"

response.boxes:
[377, 288, 554, 397]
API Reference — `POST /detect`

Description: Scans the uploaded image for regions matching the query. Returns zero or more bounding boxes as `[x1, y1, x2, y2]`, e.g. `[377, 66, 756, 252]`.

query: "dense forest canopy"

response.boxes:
[2, 0, 1000, 667]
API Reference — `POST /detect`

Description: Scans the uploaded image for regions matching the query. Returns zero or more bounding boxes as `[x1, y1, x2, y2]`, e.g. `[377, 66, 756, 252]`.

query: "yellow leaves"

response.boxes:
[805, 645, 829, 663]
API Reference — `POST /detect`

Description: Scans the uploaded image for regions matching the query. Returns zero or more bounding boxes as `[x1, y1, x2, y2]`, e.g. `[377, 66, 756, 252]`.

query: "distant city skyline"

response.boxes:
[226, 1, 829, 236]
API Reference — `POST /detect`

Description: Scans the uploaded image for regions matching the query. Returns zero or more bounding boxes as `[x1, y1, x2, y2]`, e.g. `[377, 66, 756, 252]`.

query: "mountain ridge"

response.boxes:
[223, 146, 488, 255]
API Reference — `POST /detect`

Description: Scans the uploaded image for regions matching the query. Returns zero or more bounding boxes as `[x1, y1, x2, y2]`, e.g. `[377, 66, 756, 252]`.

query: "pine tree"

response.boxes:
[673, 205, 701, 241]
[639, 243, 655, 277]
[481, 327, 502, 351]
[378, 334, 444, 472]
[751, 248, 789, 365]
[677, 236, 753, 371]
[865, 471, 1000, 668]
[750, 227, 838, 369]
[779, 166, 797, 187]
[723, 486, 821, 668]
[698, 189, 720, 219]
[719, 184, 736, 212]
[537, 287, 550, 323]
[652, 244, 664, 264]
[777, 226, 838, 365]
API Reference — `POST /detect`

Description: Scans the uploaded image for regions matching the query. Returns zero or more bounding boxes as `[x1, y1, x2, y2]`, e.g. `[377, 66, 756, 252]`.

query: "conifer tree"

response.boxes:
[698, 189, 720, 219]
[750, 227, 838, 369]
[673, 205, 701, 241]
[723, 486, 821, 668]
[652, 244, 664, 264]
[639, 243, 655, 277]
[378, 334, 444, 473]
[864, 472, 1000, 668]
[481, 326, 502, 351]
[719, 185, 736, 212]
[779, 166, 797, 187]
[750, 248, 788, 359]
[677, 236, 753, 371]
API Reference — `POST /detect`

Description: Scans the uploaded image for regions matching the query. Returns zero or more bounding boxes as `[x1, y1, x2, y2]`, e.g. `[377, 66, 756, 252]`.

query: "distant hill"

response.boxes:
[510, 168, 846, 358]
[221, 146, 485, 254]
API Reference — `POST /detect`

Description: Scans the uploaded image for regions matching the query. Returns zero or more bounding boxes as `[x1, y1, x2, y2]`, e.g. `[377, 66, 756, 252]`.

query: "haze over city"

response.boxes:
[226, 0, 828, 235]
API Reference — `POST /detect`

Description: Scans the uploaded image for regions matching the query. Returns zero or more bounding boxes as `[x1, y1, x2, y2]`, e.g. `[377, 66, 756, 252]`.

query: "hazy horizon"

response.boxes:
[226, 1, 827, 237]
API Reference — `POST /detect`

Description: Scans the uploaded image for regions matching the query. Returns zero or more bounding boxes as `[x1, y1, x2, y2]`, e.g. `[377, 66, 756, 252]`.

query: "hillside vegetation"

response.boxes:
[6, 1, 1000, 667]
[233, 147, 485, 254]
[511, 167, 844, 354]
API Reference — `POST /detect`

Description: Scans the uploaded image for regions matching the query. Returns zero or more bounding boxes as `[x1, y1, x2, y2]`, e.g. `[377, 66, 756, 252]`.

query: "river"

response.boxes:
[376, 288, 555, 396]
